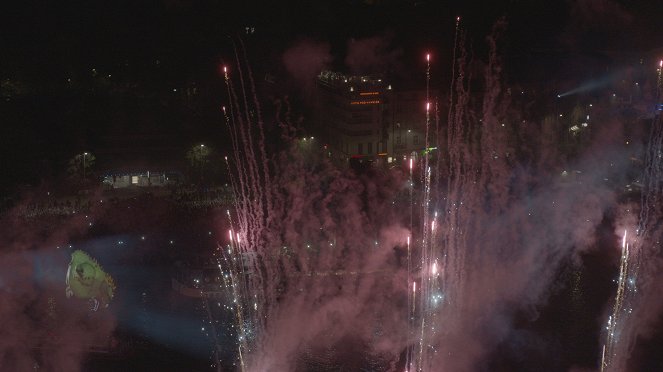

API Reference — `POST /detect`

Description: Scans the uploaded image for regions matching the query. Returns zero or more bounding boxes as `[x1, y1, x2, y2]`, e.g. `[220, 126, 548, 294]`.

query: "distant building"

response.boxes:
[313, 71, 437, 165]
[102, 170, 182, 189]
[387, 89, 439, 162]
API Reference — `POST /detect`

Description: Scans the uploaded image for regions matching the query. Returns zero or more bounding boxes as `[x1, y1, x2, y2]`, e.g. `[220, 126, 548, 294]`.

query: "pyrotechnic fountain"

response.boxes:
[601, 60, 663, 372]
[406, 19, 519, 371]
[405, 18, 641, 372]
[217, 39, 409, 370]
[213, 23, 650, 371]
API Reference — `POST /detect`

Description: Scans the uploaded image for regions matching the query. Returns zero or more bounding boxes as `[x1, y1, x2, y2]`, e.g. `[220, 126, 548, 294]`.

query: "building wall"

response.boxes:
[102, 171, 174, 189]
[314, 71, 438, 165]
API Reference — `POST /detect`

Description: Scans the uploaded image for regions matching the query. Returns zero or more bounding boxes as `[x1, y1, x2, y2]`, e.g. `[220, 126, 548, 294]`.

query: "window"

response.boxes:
[367, 142, 373, 154]
[413, 135, 419, 145]
[358, 143, 363, 154]
[396, 136, 401, 145]
[131, 176, 139, 184]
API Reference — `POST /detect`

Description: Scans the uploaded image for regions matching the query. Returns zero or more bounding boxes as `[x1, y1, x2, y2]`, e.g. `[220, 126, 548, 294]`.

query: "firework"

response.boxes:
[601, 59, 663, 371]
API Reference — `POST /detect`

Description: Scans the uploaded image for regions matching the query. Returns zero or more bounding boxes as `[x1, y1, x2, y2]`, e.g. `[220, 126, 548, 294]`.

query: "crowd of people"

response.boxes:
[20, 198, 92, 218]
[170, 185, 234, 209]
[11, 182, 235, 221]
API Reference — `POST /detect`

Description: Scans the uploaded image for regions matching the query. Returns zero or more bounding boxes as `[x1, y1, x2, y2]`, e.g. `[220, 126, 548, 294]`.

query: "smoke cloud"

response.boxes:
[246, 147, 409, 370]
[569, 0, 633, 30]
[561, 0, 633, 49]
[223, 25, 659, 370]
[282, 39, 332, 94]
[0, 193, 116, 371]
[345, 33, 403, 75]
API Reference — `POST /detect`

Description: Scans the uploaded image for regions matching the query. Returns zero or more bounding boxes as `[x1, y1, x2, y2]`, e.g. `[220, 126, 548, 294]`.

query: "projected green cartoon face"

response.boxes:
[66, 250, 115, 310]
[75, 262, 96, 285]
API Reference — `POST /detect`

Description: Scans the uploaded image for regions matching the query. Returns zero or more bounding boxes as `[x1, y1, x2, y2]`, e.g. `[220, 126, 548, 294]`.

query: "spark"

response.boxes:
[602, 230, 632, 371]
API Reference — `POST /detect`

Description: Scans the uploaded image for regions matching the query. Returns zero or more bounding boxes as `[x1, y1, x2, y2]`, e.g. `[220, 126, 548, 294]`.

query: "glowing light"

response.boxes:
[432, 262, 438, 275]
[413, 282, 416, 292]
[409, 158, 413, 170]
[426, 53, 430, 62]
[350, 100, 380, 105]
[603, 229, 632, 370]
[426, 102, 430, 111]
[359, 92, 379, 96]
[229, 230, 233, 242]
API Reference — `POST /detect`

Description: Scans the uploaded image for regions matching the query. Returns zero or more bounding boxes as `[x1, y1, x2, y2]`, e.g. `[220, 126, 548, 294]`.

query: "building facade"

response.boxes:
[102, 170, 182, 189]
[314, 71, 436, 166]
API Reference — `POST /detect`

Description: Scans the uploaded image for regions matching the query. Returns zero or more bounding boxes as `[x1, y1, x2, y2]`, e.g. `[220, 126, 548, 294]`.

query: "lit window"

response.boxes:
[131, 176, 139, 184]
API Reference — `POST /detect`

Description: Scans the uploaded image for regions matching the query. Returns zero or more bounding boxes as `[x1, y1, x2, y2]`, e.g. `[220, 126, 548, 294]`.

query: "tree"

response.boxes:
[68, 152, 95, 182]
[186, 144, 210, 182]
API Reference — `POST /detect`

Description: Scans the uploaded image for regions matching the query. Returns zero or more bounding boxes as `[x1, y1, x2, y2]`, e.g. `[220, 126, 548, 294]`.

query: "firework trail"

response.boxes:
[408, 18, 469, 371]
[409, 48, 445, 371]
[411, 18, 617, 371]
[601, 230, 631, 371]
[220, 40, 276, 369]
[217, 22, 627, 370]
[601, 60, 663, 371]
[220, 37, 410, 371]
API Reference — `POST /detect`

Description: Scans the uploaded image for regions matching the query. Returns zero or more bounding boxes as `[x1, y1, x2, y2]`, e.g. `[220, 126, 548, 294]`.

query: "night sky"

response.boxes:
[2, 0, 663, 191]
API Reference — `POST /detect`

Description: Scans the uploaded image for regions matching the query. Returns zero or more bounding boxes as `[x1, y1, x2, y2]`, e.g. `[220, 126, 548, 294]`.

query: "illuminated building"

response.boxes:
[101, 170, 182, 189]
[313, 71, 434, 165]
